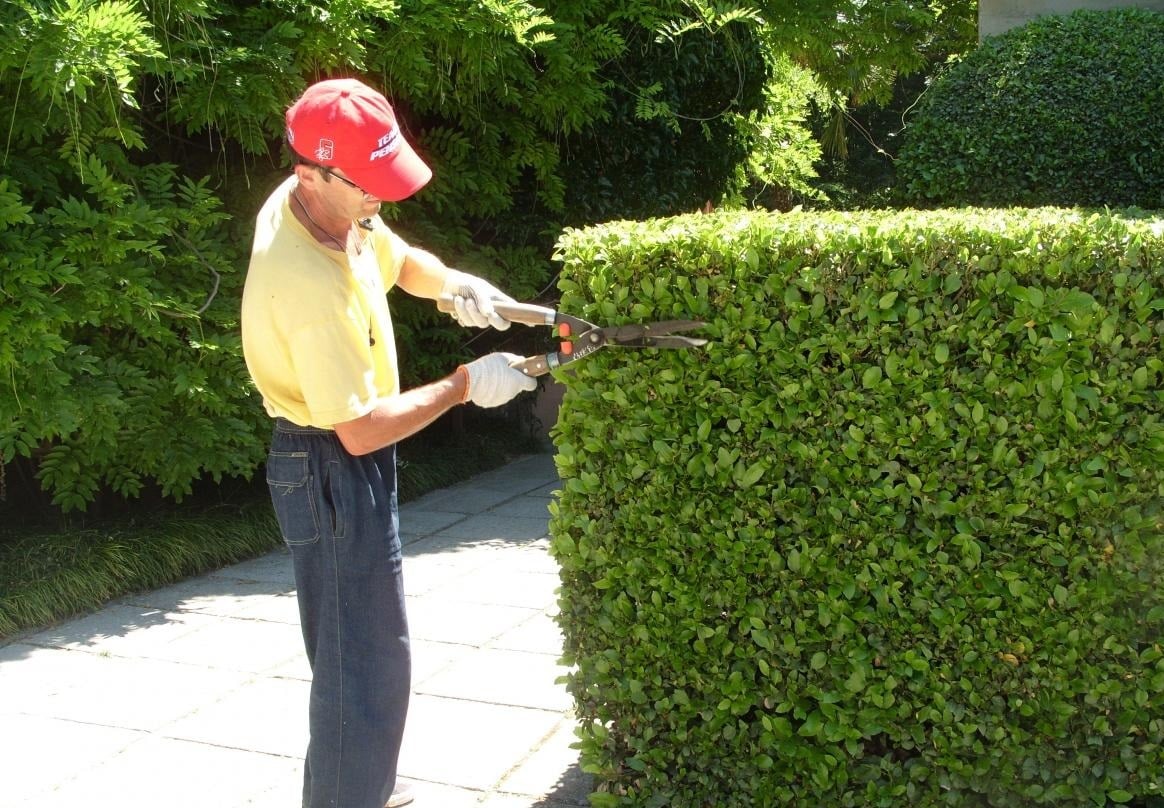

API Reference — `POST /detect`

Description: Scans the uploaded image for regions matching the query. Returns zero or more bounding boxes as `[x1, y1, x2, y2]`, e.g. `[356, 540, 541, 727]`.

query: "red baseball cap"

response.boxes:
[285, 78, 432, 202]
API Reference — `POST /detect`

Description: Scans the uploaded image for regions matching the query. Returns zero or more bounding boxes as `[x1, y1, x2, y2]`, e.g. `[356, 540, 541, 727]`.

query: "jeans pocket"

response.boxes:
[266, 451, 320, 545]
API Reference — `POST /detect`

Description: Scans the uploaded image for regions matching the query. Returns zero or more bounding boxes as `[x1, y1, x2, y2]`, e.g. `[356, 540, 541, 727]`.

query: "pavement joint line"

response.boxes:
[485, 717, 566, 796]
[114, 601, 292, 622]
[152, 731, 303, 759]
[9, 712, 152, 734]
[403, 776, 491, 800]
[411, 691, 565, 716]
[471, 645, 563, 659]
[406, 477, 558, 525]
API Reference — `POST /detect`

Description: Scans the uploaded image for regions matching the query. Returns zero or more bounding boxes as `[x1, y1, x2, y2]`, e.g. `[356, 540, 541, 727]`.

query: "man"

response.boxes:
[240, 78, 537, 808]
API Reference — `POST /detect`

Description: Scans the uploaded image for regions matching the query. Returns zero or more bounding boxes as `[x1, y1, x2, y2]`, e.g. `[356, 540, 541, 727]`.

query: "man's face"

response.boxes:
[309, 165, 383, 220]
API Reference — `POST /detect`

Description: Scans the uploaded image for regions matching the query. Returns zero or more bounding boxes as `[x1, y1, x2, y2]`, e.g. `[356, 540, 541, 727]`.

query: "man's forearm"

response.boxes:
[395, 246, 454, 299]
[332, 370, 468, 456]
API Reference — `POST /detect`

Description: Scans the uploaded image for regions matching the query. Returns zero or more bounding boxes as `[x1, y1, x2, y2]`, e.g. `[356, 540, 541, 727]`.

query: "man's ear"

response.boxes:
[293, 163, 321, 188]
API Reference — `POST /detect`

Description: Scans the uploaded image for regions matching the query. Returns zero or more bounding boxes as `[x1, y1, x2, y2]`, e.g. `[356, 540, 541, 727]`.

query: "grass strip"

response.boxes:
[0, 420, 546, 641]
[0, 500, 279, 639]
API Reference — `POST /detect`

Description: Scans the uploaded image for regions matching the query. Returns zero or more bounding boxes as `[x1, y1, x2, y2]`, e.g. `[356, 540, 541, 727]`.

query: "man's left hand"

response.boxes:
[441, 271, 514, 330]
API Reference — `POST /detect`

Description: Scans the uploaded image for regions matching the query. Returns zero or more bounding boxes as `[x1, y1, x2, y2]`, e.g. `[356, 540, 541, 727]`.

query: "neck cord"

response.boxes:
[292, 189, 352, 253]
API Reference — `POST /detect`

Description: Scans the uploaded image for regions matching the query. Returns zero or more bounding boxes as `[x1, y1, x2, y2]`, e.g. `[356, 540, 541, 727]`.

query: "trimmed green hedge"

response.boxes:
[549, 208, 1164, 807]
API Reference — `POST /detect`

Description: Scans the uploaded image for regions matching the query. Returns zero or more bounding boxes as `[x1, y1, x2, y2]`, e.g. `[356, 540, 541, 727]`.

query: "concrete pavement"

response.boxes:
[0, 453, 591, 808]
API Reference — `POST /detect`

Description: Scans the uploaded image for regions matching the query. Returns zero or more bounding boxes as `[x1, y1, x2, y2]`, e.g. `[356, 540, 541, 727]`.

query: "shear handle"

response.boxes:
[436, 294, 557, 327]
[509, 353, 559, 377]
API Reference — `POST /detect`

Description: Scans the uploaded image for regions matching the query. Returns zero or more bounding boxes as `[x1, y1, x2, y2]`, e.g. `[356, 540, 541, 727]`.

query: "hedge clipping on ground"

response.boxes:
[549, 209, 1164, 807]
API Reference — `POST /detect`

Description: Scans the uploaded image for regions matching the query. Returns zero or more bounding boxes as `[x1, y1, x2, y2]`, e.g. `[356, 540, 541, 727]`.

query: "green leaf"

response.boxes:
[798, 712, 823, 737]
[845, 668, 866, 692]
[698, 419, 712, 441]
[734, 460, 767, 489]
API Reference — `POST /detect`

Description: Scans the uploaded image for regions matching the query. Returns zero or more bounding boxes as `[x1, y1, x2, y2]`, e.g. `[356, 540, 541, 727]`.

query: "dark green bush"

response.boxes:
[0, 0, 772, 512]
[896, 8, 1164, 209]
[549, 208, 1164, 807]
[560, 20, 767, 223]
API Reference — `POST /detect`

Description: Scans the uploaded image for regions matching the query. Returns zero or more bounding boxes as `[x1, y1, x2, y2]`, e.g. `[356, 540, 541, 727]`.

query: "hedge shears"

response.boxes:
[439, 296, 708, 377]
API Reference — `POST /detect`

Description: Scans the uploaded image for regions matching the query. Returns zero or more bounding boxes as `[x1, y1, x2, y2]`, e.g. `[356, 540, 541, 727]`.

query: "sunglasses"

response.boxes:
[298, 159, 370, 196]
[320, 166, 369, 195]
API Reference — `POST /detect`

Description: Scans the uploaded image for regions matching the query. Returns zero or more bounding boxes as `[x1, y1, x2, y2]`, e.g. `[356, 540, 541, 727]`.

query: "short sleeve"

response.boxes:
[287, 317, 389, 426]
[371, 223, 410, 288]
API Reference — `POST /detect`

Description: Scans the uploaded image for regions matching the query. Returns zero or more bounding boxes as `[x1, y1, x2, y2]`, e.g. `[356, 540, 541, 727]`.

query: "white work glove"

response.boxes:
[441, 270, 514, 330]
[460, 353, 538, 408]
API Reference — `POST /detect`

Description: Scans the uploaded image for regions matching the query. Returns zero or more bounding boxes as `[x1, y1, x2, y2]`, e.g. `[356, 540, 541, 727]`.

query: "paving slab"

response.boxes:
[23, 604, 215, 657]
[209, 549, 297, 585]
[0, 643, 115, 715]
[227, 591, 304, 624]
[528, 481, 562, 499]
[410, 484, 519, 515]
[424, 565, 561, 610]
[438, 513, 553, 542]
[472, 456, 561, 493]
[397, 507, 470, 542]
[164, 673, 310, 757]
[407, 597, 540, 646]
[2, 714, 146, 805]
[33, 736, 300, 808]
[479, 539, 563, 575]
[397, 694, 562, 791]
[405, 533, 543, 567]
[0, 453, 593, 807]
[415, 646, 573, 712]
[488, 493, 557, 520]
[400, 557, 476, 596]
[495, 718, 590, 805]
[411, 637, 471, 683]
[132, 614, 306, 674]
[13, 653, 249, 731]
[261, 650, 313, 682]
[490, 611, 567, 655]
[122, 574, 295, 617]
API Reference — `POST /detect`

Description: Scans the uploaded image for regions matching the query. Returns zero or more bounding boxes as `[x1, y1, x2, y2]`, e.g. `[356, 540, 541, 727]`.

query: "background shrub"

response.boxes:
[0, 0, 983, 514]
[550, 208, 1164, 807]
[559, 20, 768, 222]
[896, 8, 1164, 209]
[0, 0, 774, 512]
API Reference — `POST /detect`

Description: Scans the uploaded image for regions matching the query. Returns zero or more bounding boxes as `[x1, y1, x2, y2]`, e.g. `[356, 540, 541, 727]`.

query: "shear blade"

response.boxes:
[636, 336, 708, 349]
[604, 321, 707, 344]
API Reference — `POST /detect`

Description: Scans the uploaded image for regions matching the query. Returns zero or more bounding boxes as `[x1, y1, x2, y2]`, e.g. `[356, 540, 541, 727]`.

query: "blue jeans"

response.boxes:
[266, 419, 410, 808]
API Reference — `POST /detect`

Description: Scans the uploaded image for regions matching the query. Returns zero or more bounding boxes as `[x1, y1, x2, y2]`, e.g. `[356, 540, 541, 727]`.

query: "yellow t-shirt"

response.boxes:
[241, 176, 410, 428]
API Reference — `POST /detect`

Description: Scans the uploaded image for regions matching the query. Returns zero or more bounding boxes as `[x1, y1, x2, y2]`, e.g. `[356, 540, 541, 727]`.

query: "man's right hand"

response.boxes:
[460, 353, 538, 408]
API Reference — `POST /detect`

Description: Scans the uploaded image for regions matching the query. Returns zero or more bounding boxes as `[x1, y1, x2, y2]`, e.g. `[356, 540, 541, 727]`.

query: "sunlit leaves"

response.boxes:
[550, 207, 1164, 807]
